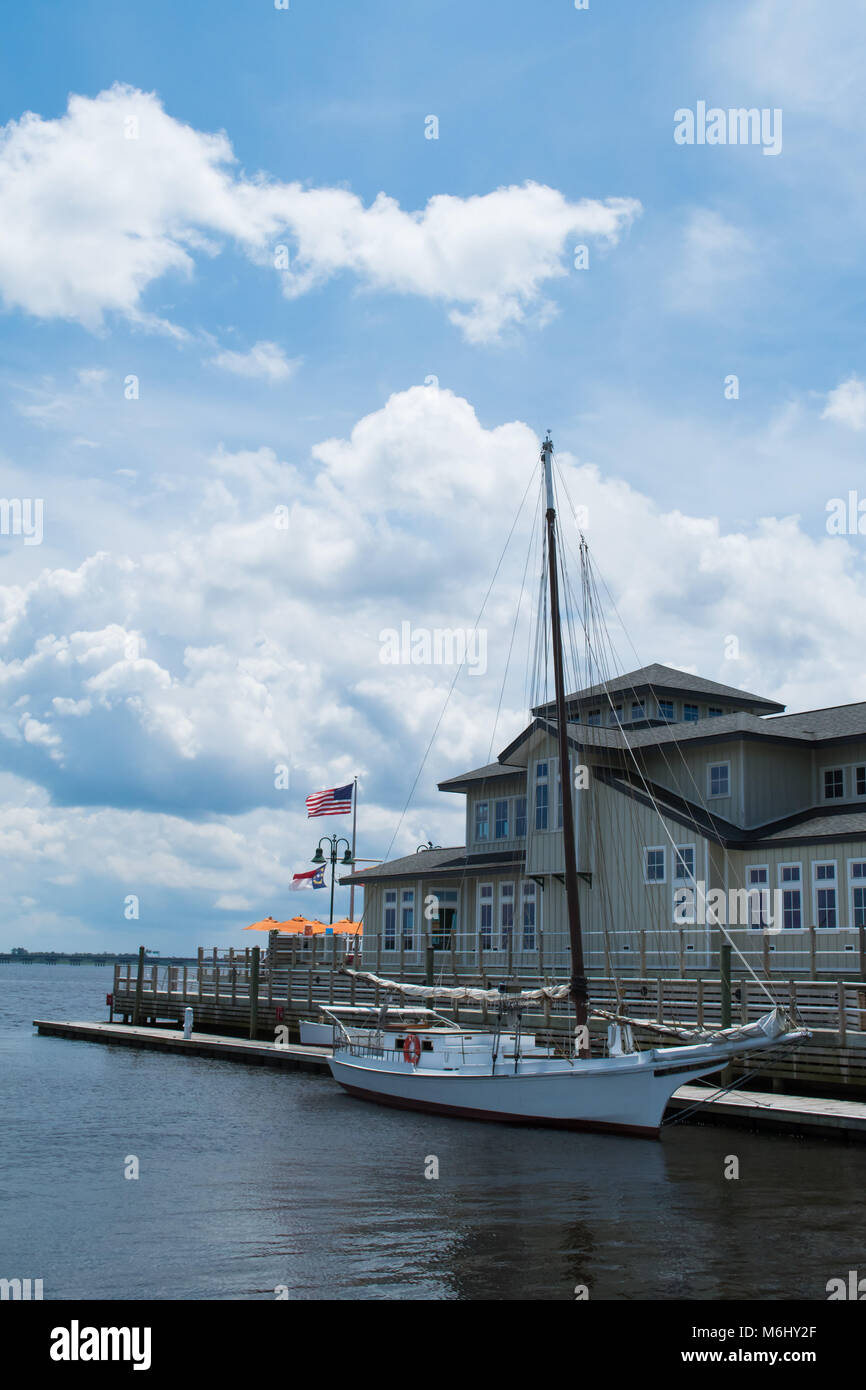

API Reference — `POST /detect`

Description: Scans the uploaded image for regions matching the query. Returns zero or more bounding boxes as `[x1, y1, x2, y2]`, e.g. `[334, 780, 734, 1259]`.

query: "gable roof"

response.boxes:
[438, 761, 524, 793]
[532, 662, 785, 716]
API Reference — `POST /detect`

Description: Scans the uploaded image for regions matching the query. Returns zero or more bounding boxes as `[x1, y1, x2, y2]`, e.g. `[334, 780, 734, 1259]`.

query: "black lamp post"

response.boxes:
[312, 835, 354, 926]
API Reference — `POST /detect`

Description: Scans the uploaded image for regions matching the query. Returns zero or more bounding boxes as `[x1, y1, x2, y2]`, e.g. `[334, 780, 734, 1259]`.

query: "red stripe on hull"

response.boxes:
[338, 1081, 660, 1139]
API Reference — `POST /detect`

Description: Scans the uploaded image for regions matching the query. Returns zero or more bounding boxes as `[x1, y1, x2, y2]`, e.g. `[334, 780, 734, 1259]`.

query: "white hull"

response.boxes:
[329, 1028, 808, 1138]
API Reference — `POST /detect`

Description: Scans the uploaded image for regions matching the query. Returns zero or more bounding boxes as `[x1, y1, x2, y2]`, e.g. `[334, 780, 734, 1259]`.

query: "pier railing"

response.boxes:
[111, 957, 866, 1039]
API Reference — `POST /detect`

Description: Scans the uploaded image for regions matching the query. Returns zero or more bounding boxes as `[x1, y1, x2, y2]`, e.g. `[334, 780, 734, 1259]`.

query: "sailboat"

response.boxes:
[326, 435, 809, 1137]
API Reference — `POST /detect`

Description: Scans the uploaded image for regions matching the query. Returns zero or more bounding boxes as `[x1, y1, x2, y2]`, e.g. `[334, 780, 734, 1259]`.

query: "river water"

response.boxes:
[1, 965, 863, 1301]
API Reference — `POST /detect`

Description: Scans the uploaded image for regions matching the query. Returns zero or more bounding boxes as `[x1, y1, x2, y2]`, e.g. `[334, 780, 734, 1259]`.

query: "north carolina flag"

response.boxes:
[290, 865, 327, 891]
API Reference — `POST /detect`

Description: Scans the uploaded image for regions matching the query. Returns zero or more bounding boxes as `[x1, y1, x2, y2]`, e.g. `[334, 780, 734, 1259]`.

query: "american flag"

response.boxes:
[306, 783, 353, 817]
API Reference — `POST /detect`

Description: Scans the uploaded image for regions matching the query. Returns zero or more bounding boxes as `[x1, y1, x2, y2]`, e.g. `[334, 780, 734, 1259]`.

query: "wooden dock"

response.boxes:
[34, 1018, 866, 1140]
[33, 1019, 330, 1072]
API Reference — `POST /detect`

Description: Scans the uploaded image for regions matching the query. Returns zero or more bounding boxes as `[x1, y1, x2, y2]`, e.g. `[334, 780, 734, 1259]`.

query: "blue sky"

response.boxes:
[1, 0, 865, 950]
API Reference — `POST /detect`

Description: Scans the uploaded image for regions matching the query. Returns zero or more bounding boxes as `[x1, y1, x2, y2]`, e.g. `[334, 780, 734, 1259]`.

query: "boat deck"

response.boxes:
[33, 1018, 866, 1140]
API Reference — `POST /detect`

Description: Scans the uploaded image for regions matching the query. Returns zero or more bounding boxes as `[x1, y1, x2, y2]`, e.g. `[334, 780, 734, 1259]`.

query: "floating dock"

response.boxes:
[33, 1018, 866, 1140]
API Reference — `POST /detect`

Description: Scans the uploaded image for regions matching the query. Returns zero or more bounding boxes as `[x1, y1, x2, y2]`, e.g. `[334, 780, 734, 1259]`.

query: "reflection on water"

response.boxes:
[1, 966, 862, 1300]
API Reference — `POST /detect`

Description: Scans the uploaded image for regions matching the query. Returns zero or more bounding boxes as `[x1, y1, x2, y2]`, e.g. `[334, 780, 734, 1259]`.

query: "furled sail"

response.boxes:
[340, 970, 800, 1047]
[340, 967, 571, 1007]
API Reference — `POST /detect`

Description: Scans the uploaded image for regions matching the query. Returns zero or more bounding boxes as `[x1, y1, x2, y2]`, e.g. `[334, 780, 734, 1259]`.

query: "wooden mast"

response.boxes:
[541, 434, 591, 1056]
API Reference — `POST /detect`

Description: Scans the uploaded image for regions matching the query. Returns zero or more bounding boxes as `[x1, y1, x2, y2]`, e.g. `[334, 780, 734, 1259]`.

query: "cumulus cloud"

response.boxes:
[0, 84, 640, 341]
[2, 384, 866, 944]
[822, 376, 866, 431]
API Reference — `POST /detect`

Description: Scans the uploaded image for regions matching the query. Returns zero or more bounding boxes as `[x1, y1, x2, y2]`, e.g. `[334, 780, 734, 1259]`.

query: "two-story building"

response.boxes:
[343, 664, 866, 980]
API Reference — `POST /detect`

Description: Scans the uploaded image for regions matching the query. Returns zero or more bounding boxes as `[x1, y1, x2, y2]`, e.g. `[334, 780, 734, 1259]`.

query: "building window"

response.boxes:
[401, 890, 415, 950]
[500, 883, 514, 950]
[856, 767, 866, 797]
[824, 768, 845, 800]
[384, 890, 397, 951]
[522, 881, 537, 951]
[673, 845, 695, 882]
[657, 700, 675, 721]
[814, 862, 837, 929]
[534, 762, 549, 831]
[779, 864, 802, 930]
[747, 865, 770, 930]
[587, 709, 601, 726]
[631, 700, 645, 720]
[474, 800, 489, 841]
[683, 703, 699, 722]
[515, 796, 527, 838]
[644, 847, 666, 883]
[494, 799, 510, 839]
[708, 706, 723, 717]
[478, 884, 493, 951]
[608, 704, 623, 726]
[849, 862, 866, 930]
[708, 762, 730, 798]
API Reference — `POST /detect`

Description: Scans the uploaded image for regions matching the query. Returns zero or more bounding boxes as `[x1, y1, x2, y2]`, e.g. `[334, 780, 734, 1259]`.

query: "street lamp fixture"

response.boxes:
[312, 834, 354, 925]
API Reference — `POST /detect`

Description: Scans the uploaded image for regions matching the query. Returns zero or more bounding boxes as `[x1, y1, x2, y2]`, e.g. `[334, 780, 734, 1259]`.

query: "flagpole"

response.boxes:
[349, 775, 358, 922]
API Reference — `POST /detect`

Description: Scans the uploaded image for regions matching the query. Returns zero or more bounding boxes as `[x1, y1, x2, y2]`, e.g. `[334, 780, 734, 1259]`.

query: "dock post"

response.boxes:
[720, 942, 733, 1085]
[249, 946, 260, 1040]
[720, 943, 732, 1028]
[132, 945, 145, 1026]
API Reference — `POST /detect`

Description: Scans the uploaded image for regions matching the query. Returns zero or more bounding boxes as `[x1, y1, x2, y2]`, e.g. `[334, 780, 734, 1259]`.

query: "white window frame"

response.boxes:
[514, 794, 527, 838]
[673, 844, 696, 883]
[534, 760, 549, 832]
[644, 845, 666, 884]
[822, 766, 845, 801]
[746, 864, 770, 930]
[521, 881, 538, 951]
[477, 882, 494, 951]
[707, 761, 730, 799]
[778, 862, 803, 931]
[493, 797, 510, 841]
[474, 798, 490, 842]
[499, 881, 515, 950]
[856, 765, 866, 798]
[400, 888, 416, 951]
[848, 859, 866, 930]
[383, 889, 397, 951]
[812, 860, 838, 930]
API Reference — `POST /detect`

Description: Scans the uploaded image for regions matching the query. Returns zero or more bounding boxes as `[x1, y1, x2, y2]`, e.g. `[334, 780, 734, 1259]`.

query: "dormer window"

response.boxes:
[608, 704, 623, 726]
[683, 703, 699, 721]
[708, 706, 723, 717]
[587, 709, 601, 726]
[824, 768, 844, 800]
[657, 700, 674, 721]
[631, 700, 645, 720]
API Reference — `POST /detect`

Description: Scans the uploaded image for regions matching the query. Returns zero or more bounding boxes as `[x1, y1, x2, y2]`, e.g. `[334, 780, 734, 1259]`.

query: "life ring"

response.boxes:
[403, 1032, 422, 1065]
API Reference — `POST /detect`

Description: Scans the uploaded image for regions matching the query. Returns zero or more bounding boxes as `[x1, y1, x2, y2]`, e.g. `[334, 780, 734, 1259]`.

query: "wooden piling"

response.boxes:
[249, 946, 260, 1040]
[132, 945, 145, 1026]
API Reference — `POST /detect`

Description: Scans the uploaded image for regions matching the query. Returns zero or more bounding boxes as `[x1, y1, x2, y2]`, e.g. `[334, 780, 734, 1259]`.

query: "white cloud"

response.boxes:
[0, 84, 640, 341]
[668, 209, 755, 312]
[210, 341, 299, 384]
[822, 376, 866, 431]
[2, 385, 866, 944]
